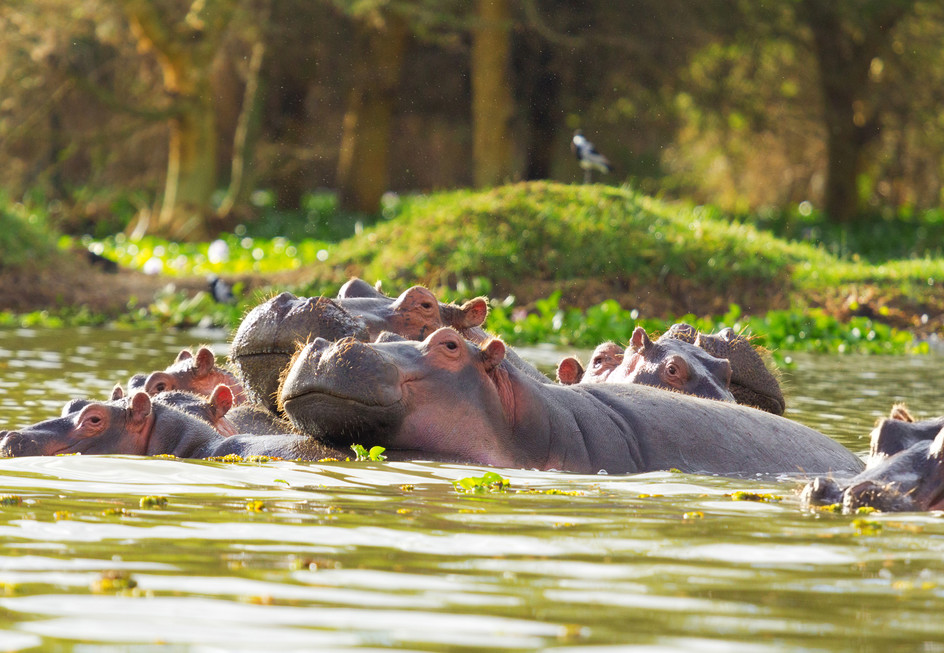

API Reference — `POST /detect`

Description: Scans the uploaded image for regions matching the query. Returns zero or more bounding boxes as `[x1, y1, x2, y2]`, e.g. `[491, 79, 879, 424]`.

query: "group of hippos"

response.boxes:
[1, 278, 942, 514]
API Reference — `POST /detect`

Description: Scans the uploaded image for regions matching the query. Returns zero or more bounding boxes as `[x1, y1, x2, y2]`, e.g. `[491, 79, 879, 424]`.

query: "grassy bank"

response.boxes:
[2, 182, 942, 354]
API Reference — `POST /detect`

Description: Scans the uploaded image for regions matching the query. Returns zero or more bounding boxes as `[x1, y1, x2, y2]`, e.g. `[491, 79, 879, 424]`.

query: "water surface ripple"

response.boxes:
[1, 328, 944, 650]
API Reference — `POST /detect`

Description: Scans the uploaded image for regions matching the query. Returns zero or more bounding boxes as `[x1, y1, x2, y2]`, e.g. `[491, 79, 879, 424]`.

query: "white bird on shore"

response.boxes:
[571, 130, 612, 183]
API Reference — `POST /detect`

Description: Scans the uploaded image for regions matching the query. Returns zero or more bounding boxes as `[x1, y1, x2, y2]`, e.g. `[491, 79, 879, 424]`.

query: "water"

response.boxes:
[1, 327, 944, 651]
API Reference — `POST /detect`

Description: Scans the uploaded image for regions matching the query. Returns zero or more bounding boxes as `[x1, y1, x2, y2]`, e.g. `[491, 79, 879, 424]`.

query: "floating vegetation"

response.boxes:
[208, 454, 244, 463]
[245, 500, 266, 512]
[53, 511, 72, 520]
[0, 495, 22, 507]
[811, 503, 844, 514]
[91, 570, 138, 594]
[350, 444, 387, 461]
[101, 507, 128, 518]
[454, 472, 510, 494]
[517, 488, 584, 496]
[683, 511, 705, 520]
[729, 491, 783, 503]
[139, 496, 168, 509]
[855, 506, 878, 515]
[400, 484, 415, 492]
[852, 518, 883, 536]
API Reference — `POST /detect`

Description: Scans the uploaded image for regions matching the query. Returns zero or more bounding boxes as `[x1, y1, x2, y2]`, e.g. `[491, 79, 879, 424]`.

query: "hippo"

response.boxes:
[0, 388, 343, 460]
[557, 327, 735, 403]
[556, 342, 623, 384]
[230, 279, 543, 413]
[108, 385, 241, 437]
[277, 327, 863, 476]
[556, 324, 784, 414]
[661, 323, 785, 415]
[129, 347, 248, 405]
[801, 404, 944, 513]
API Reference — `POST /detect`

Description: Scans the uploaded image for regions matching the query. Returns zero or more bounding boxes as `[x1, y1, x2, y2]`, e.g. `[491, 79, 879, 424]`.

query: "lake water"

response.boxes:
[1, 327, 944, 651]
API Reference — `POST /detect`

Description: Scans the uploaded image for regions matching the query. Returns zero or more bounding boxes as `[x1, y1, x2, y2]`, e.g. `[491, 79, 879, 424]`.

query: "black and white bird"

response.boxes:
[571, 130, 611, 183]
[208, 275, 236, 304]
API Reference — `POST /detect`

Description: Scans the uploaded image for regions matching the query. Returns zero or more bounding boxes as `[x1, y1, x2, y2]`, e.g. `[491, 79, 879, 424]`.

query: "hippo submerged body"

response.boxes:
[278, 327, 863, 477]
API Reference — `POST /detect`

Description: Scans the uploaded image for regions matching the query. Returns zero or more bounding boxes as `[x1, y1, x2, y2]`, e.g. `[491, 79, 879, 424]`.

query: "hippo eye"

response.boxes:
[592, 357, 603, 368]
[421, 302, 433, 310]
[154, 382, 167, 392]
[667, 364, 678, 376]
[444, 340, 458, 351]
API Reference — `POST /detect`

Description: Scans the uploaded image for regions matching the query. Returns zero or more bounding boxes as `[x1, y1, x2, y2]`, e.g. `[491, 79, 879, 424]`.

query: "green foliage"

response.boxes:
[240, 191, 382, 242]
[0, 195, 57, 269]
[753, 204, 944, 262]
[71, 232, 333, 277]
[350, 444, 387, 462]
[453, 472, 510, 494]
[485, 293, 919, 355]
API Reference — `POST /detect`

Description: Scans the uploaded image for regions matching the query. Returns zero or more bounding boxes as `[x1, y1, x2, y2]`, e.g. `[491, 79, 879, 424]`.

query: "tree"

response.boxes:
[336, 10, 409, 214]
[118, 0, 236, 240]
[470, 0, 515, 187]
[796, 0, 917, 222]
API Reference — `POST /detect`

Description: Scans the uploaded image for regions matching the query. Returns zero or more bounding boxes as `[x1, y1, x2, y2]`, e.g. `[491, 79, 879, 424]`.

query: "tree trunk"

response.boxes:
[161, 89, 217, 239]
[798, 0, 913, 222]
[120, 0, 232, 240]
[218, 39, 266, 222]
[471, 0, 515, 187]
[336, 15, 408, 214]
[521, 42, 560, 181]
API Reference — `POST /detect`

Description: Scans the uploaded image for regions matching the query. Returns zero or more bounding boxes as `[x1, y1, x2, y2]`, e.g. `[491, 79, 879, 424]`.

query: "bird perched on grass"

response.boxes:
[571, 130, 611, 184]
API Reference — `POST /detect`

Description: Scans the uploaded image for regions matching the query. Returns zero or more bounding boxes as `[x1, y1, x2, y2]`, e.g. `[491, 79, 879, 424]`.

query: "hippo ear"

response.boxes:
[127, 392, 153, 427]
[338, 277, 386, 299]
[556, 357, 584, 385]
[458, 297, 489, 328]
[208, 384, 234, 420]
[195, 347, 216, 376]
[111, 384, 125, 401]
[480, 339, 506, 373]
[889, 403, 915, 423]
[175, 349, 193, 363]
[629, 326, 652, 353]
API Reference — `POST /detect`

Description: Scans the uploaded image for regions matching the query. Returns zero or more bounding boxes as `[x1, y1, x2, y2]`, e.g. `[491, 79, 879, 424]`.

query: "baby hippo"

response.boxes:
[557, 327, 735, 403]
[0, 387, 341, 460]
[128, 347, 248, 405]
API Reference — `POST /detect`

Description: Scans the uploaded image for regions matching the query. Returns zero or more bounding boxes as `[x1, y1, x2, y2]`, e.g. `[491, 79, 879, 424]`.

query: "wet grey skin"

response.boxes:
[801, 405, 944, 513]
[0, 390, 344, 460]
[278, 326, 864, 477]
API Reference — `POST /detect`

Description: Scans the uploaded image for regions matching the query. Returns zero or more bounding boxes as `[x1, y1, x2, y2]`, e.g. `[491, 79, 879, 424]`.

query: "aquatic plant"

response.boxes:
[351, 444, 387, 461]
[453, 472, 510, 494]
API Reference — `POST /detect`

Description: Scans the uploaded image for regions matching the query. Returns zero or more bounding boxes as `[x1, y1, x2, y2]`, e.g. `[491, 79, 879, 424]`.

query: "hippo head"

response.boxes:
[557, 342, 624, 385]
[801, 425, 944, 513]
[607, 327, 735, 402]
[0, 392, 158, 457]
[278, 327, 518, 466]
[129, 347, 246, 406]
[230, 281, 489, 412]
[662, 324, 785, 415]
